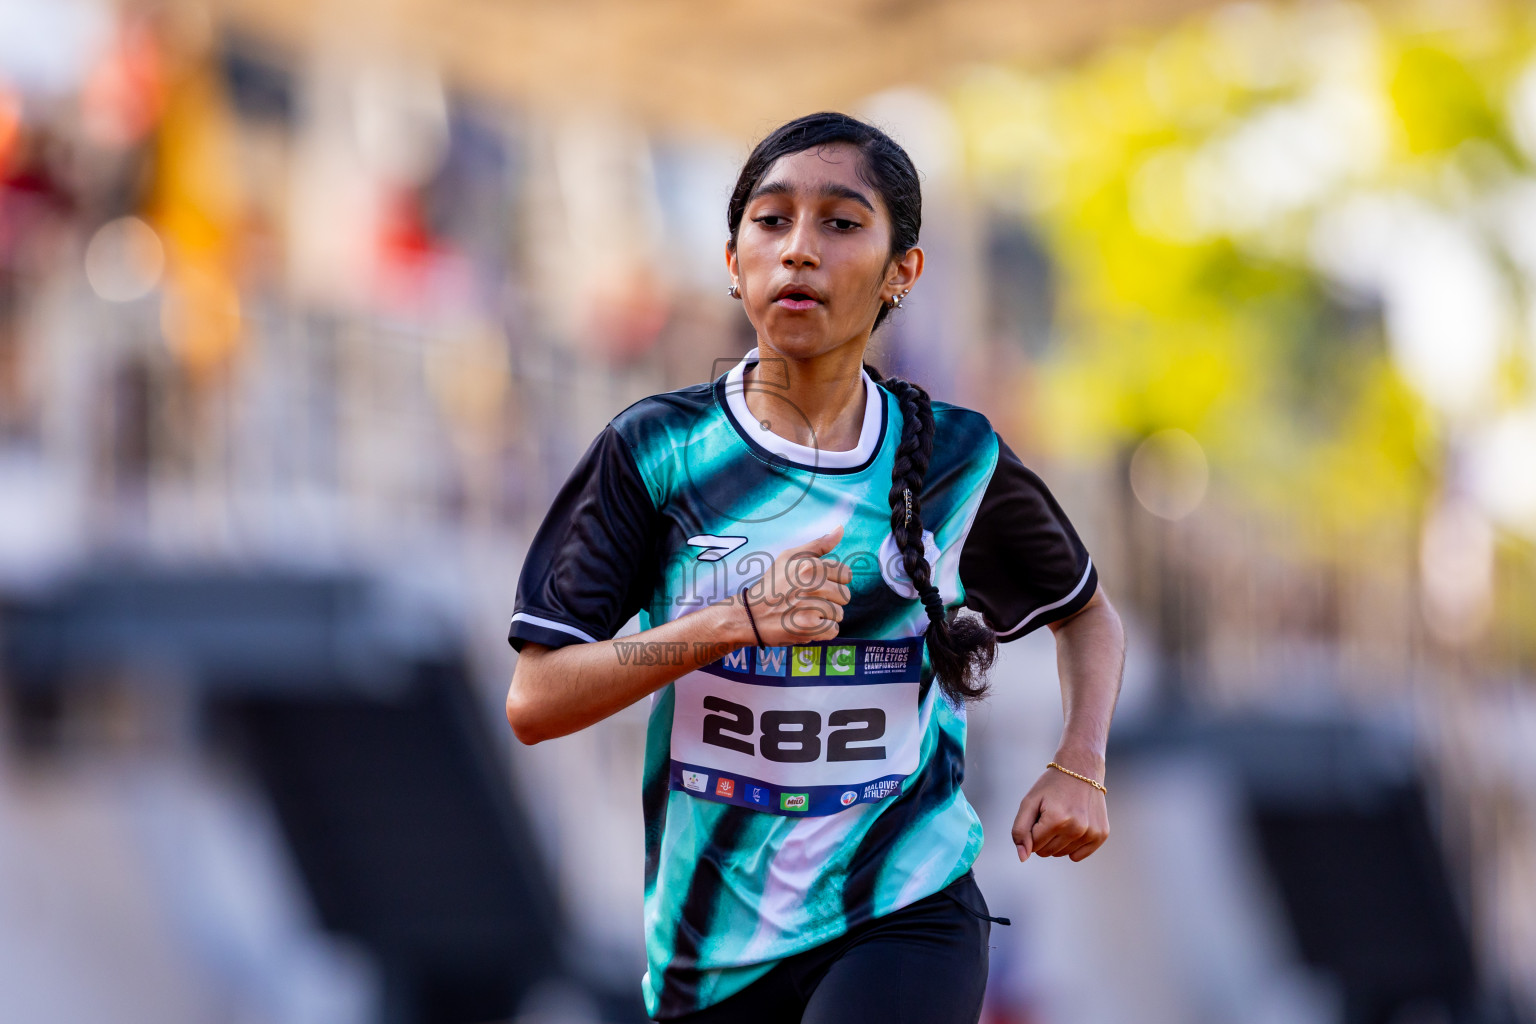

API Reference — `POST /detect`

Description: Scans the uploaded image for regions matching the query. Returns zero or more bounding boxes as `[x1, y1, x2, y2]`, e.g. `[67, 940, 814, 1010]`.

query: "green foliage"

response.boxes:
[1390, 43, 1503, 155]
[951, 1, 1536, 541]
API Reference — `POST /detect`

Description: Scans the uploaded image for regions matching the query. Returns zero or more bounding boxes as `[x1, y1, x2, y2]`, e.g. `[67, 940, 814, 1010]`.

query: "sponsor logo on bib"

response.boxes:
[862, 644, 911, 675]
[791, 647, 821, 676]
[671, 636, 925, 815]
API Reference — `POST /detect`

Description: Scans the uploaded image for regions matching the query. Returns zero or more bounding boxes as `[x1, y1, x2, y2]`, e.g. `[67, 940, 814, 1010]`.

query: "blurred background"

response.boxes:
[0, 0, 1533, 1022]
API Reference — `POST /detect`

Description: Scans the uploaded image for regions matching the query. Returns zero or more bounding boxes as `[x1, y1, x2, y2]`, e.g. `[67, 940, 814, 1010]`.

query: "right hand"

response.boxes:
[742, 523, 853, 645]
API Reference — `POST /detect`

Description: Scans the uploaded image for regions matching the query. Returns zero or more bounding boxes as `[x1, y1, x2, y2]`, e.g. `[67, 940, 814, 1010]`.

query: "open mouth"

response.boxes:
[775, 285, 823, 310]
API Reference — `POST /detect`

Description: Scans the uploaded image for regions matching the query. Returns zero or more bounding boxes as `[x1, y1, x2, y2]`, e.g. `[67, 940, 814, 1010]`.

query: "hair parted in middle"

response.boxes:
[727, 111, 998, 703]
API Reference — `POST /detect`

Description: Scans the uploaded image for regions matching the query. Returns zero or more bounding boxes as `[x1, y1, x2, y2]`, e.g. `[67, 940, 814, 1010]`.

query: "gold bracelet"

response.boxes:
[1047, 761, 1107, 795]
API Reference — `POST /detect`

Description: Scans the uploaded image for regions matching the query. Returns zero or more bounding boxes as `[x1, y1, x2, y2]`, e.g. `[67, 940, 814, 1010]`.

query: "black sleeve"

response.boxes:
[959, 433, 1097, 640]
[507, 424, 663, 653]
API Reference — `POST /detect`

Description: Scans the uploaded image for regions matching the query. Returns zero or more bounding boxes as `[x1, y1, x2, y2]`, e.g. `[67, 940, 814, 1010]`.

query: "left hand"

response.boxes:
[1011, 756, 1109, 863]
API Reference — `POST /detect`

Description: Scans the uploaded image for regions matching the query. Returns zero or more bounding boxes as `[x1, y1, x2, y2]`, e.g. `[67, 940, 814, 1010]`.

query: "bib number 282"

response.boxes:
[701, 696, 886, 763]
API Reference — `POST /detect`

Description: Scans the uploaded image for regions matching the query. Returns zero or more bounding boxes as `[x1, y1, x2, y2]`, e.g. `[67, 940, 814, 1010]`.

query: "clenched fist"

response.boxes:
[1012, 755, 1110, 863]
[741, 523, 854, 645]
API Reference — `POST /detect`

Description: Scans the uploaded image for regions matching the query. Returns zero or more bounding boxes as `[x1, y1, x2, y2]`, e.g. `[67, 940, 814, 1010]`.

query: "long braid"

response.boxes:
[864, 363, 998, 703]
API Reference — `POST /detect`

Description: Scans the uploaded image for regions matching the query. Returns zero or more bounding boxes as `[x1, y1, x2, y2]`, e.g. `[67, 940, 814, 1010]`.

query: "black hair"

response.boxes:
[861, 360, 998, 703]
[727, 111, 998, 703]
[726, 111, 920, 334]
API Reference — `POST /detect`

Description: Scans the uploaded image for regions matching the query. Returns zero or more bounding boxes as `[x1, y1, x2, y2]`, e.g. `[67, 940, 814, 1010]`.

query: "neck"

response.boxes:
[743, 339, 868, 453]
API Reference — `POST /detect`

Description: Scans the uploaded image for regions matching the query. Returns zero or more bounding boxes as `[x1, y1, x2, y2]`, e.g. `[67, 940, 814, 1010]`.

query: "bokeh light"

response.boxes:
[1129, 427, 1210, 520]
[84, 215, 164, 301]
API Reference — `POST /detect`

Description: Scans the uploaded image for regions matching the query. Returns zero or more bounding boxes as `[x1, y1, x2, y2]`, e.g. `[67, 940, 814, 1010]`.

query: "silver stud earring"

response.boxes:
[727, 283, 741, 299]
[890, 289, 907, 309]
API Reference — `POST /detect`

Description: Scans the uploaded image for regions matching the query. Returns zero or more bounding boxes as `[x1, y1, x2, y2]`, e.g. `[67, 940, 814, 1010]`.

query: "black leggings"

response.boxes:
[665, 872, 1007, 1024]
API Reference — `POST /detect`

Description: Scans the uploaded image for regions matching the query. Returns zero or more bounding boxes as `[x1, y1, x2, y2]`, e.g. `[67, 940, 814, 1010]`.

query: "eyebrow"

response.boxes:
[748, 179, 876, 214]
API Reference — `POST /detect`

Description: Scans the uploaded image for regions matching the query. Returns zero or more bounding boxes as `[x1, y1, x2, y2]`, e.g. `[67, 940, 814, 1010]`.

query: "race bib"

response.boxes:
[669, 636, 924, 816]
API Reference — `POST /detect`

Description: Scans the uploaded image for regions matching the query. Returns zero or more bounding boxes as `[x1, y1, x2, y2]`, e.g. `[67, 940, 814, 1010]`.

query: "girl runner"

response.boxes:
[507, 111, 1126, 1023]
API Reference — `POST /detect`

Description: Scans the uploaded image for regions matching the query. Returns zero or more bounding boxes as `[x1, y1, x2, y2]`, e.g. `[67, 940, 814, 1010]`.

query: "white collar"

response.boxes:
[722, 347, 882, 469]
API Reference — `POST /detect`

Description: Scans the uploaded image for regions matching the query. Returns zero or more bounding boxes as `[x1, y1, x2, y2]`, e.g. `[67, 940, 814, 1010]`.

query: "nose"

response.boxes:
[781, 219, 819, 269]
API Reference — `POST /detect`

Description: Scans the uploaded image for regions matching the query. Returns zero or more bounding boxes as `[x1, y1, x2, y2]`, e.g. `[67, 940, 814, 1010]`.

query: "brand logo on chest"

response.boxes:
[686, 535, 748, 562]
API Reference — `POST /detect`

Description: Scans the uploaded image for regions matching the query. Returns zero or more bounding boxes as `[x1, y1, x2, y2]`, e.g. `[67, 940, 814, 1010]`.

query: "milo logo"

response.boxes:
[780, 792, 809, 812]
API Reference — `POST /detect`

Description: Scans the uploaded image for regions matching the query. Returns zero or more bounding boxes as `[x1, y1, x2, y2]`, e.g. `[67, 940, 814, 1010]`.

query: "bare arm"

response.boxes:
[507, 525, 853, 744]
[1011, 583, 1126, 862]
[507, 601, 750, 745]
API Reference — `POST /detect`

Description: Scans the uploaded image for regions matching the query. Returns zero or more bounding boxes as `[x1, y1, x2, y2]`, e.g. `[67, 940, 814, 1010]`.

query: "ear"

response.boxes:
[884, 245, 925, 297]
[725, 242, 739, 286]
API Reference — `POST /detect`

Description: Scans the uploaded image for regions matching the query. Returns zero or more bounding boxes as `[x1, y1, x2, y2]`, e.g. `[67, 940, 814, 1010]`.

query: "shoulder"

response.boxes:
[928, 397, 994, 434]
[610, 380, 717, 438]
[606, 380, 720, 505]
[926, 398, 1002, 471]
[604, 380, 718, 454]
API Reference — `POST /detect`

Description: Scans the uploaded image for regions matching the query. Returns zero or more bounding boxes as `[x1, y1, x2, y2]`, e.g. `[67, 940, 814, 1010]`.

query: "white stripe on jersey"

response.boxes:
[510, 612, 598, 644]
[995, 556, 1094, 639]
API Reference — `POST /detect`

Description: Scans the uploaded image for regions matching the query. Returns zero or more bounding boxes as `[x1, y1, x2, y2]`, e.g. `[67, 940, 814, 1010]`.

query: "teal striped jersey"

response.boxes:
[509, 347, 1096, 1018]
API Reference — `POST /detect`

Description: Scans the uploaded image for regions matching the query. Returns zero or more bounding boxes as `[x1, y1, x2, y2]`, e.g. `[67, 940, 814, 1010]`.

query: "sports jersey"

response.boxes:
[508, 346, 1097, 1018]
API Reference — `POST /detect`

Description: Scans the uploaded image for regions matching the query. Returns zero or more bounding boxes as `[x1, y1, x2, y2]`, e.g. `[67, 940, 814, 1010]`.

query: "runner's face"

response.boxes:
[729, 143, 896, 359]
